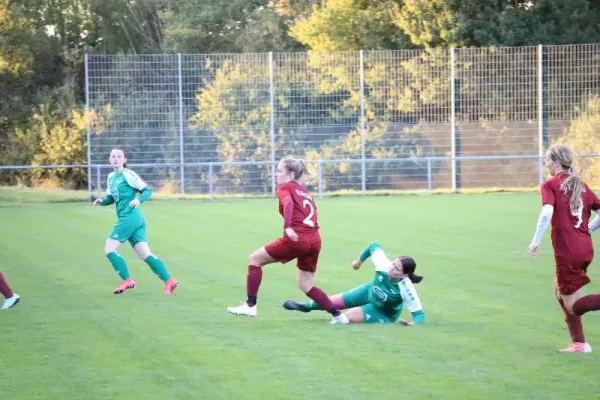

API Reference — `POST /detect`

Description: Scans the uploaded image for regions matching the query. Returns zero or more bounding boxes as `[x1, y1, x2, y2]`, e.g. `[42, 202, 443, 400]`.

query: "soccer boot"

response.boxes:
[164, 278, 179, 295]
[113, 278, 136, 294]
[283, 300, 311, 313]
[1, 293, 20, 309]
[227, 302, 257, 317]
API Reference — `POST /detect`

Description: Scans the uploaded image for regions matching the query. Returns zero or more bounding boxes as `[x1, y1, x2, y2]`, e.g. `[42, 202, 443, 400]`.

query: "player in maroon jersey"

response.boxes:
[0, 272, 20, 310]
[227, 156, 349, 324]
[529, 144, 600, 353]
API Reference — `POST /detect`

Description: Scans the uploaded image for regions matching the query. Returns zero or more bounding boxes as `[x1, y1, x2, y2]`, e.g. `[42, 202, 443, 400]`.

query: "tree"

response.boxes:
[397, 0, 600, 49]
[161, 0, 303, 53]
[289, 0, 413, 51]
[555, 95, 600, 187]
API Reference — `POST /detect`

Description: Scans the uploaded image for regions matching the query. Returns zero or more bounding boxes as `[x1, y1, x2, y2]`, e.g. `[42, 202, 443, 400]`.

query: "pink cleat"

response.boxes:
[164, 278, 179, 295]
[559, 342, 592, 353]
[113, 278, 137, 295]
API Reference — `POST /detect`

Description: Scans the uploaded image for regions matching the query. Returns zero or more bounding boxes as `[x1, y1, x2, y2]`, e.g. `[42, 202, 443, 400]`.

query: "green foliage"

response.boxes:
[289, 0, 412, 51]
[161, 0, 303, 53]
[555, 95, 600, 186]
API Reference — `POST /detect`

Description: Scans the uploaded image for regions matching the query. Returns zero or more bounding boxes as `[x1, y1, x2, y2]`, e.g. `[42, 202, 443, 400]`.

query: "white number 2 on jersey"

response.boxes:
[302, 199, 315, 227]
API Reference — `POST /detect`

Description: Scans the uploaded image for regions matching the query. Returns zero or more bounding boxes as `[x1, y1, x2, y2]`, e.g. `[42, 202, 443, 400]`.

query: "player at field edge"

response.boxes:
[283, 242, 425, 324]
[0, 272, 20, 309]
[529, 144, 600, 353]
[227, 156, 350, 324]
[93, 147, 179, 295]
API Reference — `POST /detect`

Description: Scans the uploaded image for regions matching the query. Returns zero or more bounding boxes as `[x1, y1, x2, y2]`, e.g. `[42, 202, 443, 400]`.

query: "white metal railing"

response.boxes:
[4, 153, 600, 200]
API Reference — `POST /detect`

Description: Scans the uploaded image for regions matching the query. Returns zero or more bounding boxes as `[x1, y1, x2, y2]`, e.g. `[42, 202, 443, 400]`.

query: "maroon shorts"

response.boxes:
[264, 232, 321, 273]
[556, 259, 592, 295]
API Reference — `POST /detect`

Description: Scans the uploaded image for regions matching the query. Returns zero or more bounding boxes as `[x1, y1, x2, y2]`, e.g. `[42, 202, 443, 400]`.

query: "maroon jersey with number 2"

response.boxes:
[264, 181, 321, 273]
[541, 172, 600, 295]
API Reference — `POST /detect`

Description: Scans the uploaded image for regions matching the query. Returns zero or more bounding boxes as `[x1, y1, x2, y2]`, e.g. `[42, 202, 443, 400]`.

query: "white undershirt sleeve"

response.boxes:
[590, 213, 600, 234]
[371, 249, 392, 272]
[530, 204, 554, 247]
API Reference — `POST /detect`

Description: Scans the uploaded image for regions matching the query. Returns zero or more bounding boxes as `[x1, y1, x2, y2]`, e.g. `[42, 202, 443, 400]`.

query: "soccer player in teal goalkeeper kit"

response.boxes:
[93, 148, 179, 295]
[284, 242, 425, 324]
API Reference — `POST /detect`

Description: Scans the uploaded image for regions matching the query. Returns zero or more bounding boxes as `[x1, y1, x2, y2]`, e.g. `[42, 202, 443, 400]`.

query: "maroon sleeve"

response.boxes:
[277, 186, 294, 228]
[541, 181, 556, 206]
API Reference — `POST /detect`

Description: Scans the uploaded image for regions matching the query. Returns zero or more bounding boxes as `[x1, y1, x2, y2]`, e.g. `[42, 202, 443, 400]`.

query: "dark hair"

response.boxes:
[399, 256, 423, 284]
[111, 147, 128, 168]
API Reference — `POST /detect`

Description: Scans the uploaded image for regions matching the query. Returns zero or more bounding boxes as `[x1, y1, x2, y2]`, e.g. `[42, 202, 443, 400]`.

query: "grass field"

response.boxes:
[1, 188, 599, 400]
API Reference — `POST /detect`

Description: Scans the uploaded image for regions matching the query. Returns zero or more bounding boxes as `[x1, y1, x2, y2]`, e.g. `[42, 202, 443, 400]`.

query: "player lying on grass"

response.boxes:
[283, 242, 425, 324]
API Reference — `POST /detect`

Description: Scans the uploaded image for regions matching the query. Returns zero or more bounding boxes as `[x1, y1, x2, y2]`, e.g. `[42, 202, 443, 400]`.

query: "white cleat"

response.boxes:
[330, 312, 350, 324]
[227, 302, 257, 317]
[2, 293, 20, 310]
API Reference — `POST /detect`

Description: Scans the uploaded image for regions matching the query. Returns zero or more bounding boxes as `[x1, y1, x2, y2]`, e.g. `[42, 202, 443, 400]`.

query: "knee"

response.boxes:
[248, 254, 260, 267]
[138, 249, 152, 260]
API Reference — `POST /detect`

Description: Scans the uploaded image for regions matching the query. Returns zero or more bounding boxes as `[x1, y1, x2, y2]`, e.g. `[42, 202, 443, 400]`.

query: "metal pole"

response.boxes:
[178, 54, 185, 197]
[318, 161, 323, 200]
[85, 54, 92, 201]
[269, 52, 276, 196]
[209, 163, 214, 201]
[450, 48, 457, 193]
[537, 44, 544, 184]
[360, 50, 366, 195]
[96, 165, 101, 199]
[427, 159, 432, 196]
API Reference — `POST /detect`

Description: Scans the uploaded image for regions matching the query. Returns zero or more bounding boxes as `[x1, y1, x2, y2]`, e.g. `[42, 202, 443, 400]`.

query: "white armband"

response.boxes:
[530, 204, 554, 247]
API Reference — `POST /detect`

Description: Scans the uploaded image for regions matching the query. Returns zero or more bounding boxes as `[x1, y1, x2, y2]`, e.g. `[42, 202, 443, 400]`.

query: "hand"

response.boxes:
[93, 198, 102, 206]
[285, 227, 299, 242]
[351, 259, 362, 270]
[528, 244, 539, 257]
[398, 319, 415, 326]
[129, 199, 140, 208]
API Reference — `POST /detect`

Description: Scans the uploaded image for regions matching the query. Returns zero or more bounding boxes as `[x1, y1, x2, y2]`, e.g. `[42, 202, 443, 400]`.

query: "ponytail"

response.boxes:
[407, 273, 423, 284]
[560, 166, 584, 216]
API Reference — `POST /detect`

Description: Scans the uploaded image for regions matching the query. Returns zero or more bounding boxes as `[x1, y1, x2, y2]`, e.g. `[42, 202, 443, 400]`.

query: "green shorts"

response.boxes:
[341, 282, 400, 324]
[108, 216, 148, 247]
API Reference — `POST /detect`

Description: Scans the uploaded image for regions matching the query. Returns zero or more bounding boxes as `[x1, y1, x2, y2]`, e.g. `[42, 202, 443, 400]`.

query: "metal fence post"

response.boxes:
[538, 44, 549, 184]
[178, 54, 185, 197]
[209, 163, 214, 201]
[85, 53, 92, 201]
[427, 159, 432, 196]
[318, 161, 323, 200]
[96, 165, 101, 199]
[269, 52, 276, 196]
[360, 50, 366, 195]
[450, 48, 458, 193]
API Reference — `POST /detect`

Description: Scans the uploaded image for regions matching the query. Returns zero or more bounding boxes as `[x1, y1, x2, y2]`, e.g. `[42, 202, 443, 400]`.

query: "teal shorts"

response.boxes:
[341, 282, 400, 324]
[108, 216, 148, 247]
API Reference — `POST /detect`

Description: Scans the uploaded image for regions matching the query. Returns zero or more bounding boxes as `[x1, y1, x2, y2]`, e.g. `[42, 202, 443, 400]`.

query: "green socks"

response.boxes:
[304, 300, 323, 311]
[144, 255, 171, 282]
[107, 252, 131, 280]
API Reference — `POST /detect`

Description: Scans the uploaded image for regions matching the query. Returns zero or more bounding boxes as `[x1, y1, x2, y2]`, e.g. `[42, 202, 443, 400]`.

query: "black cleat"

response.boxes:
[283, 300, 311, 313]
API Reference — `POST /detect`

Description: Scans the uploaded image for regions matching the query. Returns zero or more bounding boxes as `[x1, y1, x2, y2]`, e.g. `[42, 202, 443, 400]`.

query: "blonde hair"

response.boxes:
[547, 144, 584, 215]
[280, 156, 310, 180]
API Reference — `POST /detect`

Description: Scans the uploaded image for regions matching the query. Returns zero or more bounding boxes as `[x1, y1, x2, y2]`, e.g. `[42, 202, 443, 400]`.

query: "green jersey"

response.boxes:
[106, 168, 148, 218]
[367, 246, 423, 321]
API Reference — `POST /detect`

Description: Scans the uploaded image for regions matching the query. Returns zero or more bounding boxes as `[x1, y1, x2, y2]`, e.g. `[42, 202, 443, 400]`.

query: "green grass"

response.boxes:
[1, 189, 599, 399]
